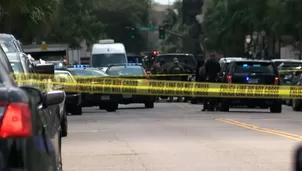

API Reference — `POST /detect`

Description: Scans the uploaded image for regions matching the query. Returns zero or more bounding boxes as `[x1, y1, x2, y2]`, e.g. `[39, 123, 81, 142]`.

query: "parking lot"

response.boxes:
[62, 102, 300, 171]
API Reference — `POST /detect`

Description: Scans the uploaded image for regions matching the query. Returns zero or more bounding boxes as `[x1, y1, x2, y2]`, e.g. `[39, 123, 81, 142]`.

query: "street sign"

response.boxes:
[138, 26, 157, 31]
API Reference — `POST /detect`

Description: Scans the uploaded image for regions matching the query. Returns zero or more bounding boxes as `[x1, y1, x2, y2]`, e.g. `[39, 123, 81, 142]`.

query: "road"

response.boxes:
[62, 102, 302, 171]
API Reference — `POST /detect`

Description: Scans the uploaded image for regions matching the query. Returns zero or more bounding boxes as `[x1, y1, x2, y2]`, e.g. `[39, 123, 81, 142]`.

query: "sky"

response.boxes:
[154, 0, 176, 5]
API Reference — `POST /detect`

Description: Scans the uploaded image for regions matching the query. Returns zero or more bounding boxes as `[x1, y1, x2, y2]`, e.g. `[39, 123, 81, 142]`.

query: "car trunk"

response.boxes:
[231, 73, 276, 85]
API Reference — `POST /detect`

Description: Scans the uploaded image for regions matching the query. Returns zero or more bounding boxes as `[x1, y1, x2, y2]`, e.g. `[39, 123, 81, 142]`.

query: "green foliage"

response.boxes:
[203, 0, 302, 55]
[0, 0, 151, 50]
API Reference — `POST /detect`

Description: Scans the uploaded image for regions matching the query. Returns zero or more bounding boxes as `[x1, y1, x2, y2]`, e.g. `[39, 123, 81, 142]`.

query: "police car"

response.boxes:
[105, 63, 155, 108]
[68, 65, 119, 112]
[220, 59, 282, 113]
[54, 67, 82, 115]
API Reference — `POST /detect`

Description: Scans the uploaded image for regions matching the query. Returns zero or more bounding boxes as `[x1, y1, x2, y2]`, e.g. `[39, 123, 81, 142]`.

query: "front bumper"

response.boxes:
[111, 94, 155, 104]
[66, 93, 81, 106]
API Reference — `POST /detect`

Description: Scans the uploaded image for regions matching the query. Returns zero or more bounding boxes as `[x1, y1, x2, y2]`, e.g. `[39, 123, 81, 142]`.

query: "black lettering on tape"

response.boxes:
[113, 79, 121, 85]
[166, 82, 176, 88]
[290, 86, 302, 98]
[122, 87, 137, 94]
[148, 88, 164, 95]
[254, 86, 264, 97]
[177, 83, 184, 88]
[122, 80, 138, 86]
[194, 83, 209, 96]
[235, 85, 247, 97]
[149, 81, 165, 87]
[219, 85, 235, 97]
[264, 86, 279, 98]
[247, 85, 255, 96]
[105, 79, 112, 85]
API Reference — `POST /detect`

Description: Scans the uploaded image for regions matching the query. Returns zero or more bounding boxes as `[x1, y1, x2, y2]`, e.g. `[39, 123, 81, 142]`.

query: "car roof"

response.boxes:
[232, 59, 272, 63]
[107, 65, 143, 69]
[272, 59, 302, 62]
[157, 53, 193, 56]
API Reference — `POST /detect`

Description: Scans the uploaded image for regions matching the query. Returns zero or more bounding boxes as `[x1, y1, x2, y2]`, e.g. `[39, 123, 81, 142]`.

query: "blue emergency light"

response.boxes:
[126, 63, 142, 66]
[242, 64, 248, 67]
[246, 77, 249, 81]
[73, 65, 89, 68]
[253, 64, 261, 67]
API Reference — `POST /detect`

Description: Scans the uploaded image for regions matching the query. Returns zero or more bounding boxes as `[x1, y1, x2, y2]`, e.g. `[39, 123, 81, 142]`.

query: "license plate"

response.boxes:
[123, 94, 132, 98]
[248, 79, 258, 83]
[101, 96, 110, 100]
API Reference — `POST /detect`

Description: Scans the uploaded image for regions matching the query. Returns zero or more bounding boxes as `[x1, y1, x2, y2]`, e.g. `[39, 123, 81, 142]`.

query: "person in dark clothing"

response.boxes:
[203, 54, 221, 111]
[167, 58, 185, 102]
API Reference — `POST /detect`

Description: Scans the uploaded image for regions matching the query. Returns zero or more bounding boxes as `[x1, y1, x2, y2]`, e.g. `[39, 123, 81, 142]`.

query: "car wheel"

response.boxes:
[191, 98, 198, 104]
[71, 106, 82, 115]
[292, 100, 302, 111]
[220, 103, 229, 112]
[105, 103, 118, 112]
[60, 113, 68, 137]
[145, 102, 154, 108]
[270, 104, 282, 113]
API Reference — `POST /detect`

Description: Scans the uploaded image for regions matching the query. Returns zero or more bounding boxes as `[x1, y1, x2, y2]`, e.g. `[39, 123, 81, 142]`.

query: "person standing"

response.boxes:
[167, 58, 185, 102]
[203, 54, 221, 111]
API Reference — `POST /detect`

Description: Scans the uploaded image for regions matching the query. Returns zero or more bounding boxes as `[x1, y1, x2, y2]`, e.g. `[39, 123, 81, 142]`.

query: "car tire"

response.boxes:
[60, 113, 68, 137]
[105, 103, 118, 112]
[292, 100, 302, 111]
[220, 103, 229, 112]
[270, 104, 282, 113]
[71, 106, 82, 115]
[145, 102, 154, 108]
[191, 98, 198, 104]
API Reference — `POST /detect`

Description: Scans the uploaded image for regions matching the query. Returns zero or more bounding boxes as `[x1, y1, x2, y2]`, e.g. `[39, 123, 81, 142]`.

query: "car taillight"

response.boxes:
[274, 77, 279, 85]
[227, 75, 232, 83]
[146, 70, 151, 74]
[0, 102, 32, 138]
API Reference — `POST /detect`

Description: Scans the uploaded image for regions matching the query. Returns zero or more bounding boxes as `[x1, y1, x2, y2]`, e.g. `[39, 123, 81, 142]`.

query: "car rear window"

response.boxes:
[155, 55, 197, 67]
[107, 66, 145, 76]
[234, 62, 275, 74]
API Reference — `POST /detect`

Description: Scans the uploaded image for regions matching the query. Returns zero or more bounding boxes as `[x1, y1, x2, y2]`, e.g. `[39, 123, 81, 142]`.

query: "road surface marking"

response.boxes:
[216, 118, 302, 141]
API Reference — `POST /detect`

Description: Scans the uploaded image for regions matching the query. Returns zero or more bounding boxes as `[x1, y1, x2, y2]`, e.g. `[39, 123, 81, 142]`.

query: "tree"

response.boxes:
[202, 0, 302, 56]
[94, 0, 151, 52]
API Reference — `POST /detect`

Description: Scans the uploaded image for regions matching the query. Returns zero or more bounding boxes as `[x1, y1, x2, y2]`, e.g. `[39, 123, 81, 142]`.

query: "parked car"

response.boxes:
[0, 44, 65, 171]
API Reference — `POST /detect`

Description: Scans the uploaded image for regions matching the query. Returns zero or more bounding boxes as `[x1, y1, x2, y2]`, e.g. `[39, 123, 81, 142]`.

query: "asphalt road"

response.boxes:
[62, 102, 302, 171]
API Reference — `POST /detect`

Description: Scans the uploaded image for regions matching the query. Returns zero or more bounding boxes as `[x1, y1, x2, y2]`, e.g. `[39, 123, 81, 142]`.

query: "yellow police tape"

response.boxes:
[12, 73, 302, 99]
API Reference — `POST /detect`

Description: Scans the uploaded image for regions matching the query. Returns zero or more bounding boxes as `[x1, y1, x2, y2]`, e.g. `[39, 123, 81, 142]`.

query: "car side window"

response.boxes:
[0, 46, 14, 73]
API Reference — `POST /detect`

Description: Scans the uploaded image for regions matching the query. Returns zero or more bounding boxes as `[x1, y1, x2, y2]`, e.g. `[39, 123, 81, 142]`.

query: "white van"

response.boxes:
[91, 39, 127, 71]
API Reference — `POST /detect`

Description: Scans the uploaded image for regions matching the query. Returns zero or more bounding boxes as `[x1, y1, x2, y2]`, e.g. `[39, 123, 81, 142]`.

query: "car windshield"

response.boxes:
[155, 55, 197, 67]
[127, 56, 143, 63]
[55, 72, 75, 83]
[234, 62, 275, 74]
[69, 69, 107, 76]
[107, 67, 145, 76]
[10, 61, 23, 73]
[0, 40, 18, 53]
[91, 53, 127, 67]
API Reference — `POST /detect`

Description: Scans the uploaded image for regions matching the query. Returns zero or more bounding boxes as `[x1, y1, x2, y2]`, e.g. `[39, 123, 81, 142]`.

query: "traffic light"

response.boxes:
[158, 26, 165, 39]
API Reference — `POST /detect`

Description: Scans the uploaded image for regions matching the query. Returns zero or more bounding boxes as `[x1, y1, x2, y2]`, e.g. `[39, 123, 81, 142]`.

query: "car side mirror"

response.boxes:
[295, 145, 302, 171]
[20, 86, 43, 105]
[44, 90, 65, 106]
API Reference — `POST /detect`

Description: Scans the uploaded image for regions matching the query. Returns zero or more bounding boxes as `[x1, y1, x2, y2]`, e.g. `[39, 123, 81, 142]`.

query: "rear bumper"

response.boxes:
[81, 93, 115, 107]
[221, 98, 282, 106]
